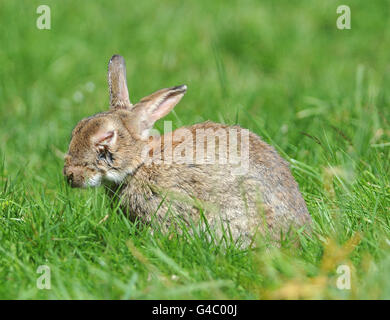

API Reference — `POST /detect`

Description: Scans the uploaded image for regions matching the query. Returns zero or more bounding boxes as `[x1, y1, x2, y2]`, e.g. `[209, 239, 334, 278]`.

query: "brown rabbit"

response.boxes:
[63, 54, 312, 246]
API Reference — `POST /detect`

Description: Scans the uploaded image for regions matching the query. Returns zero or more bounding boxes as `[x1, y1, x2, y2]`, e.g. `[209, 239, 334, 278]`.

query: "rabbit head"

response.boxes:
[63, 54, 187, 188]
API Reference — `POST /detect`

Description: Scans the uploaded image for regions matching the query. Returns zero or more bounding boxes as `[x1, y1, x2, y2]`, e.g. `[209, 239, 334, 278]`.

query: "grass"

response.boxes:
[0, 0, 389, 299]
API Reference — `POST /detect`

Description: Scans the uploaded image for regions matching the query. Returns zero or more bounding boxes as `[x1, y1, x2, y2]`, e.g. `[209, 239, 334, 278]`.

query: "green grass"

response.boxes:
[0, 0, 389, 299]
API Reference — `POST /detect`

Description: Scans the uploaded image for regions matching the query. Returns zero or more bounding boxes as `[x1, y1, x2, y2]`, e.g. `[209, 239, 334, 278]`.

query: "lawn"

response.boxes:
[0, 0, 389, 299]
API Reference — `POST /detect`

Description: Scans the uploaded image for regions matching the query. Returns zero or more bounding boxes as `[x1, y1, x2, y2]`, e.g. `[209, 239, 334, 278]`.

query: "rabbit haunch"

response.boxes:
[63, 54, 312, 246]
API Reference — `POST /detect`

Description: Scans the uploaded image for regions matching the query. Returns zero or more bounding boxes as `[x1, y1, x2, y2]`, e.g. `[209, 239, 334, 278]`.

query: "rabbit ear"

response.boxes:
[133, 85, 187, 139]
[93, 130, 117, 151]
[108, 55, 132, 109]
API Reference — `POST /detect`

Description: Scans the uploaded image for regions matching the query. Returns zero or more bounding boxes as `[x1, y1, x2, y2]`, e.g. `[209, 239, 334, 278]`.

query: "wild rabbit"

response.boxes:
[63, 54, 312, 246]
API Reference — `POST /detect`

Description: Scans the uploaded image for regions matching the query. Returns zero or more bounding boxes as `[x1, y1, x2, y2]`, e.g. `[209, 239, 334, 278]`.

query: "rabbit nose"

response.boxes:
[66, 172, 74, 184]
[64, 166, 74, 184]
[64, 167, 84, 188]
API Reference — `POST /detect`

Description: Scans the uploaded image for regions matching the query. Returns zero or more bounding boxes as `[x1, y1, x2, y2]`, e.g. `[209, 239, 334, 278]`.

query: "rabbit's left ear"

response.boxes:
[132, 85, 187, 139]
[108, 55, 132, 109]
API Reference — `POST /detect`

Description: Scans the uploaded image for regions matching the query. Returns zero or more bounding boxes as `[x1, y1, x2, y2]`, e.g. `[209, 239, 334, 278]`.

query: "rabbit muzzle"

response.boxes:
[63, 166, 83, 188]
[63, 165, 101, 188]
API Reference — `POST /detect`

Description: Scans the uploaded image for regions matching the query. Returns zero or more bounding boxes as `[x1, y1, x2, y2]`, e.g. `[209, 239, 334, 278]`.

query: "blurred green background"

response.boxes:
[0, 0, 389, 299]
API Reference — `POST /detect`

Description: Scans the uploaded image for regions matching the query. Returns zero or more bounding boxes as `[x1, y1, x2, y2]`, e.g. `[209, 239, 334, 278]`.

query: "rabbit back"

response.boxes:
[109, 121, 312, 245]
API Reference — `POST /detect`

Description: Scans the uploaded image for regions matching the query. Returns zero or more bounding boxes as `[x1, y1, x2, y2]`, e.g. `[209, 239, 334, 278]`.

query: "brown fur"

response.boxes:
[63, 55, 312, 247]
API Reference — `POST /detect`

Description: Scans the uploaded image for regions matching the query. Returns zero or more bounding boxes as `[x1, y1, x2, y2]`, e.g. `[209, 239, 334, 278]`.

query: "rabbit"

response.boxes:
[63, 54, 312, 247]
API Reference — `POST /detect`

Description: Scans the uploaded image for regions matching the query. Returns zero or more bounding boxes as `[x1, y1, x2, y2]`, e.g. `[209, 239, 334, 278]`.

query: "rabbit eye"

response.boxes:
[97, 151, 113, 165]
